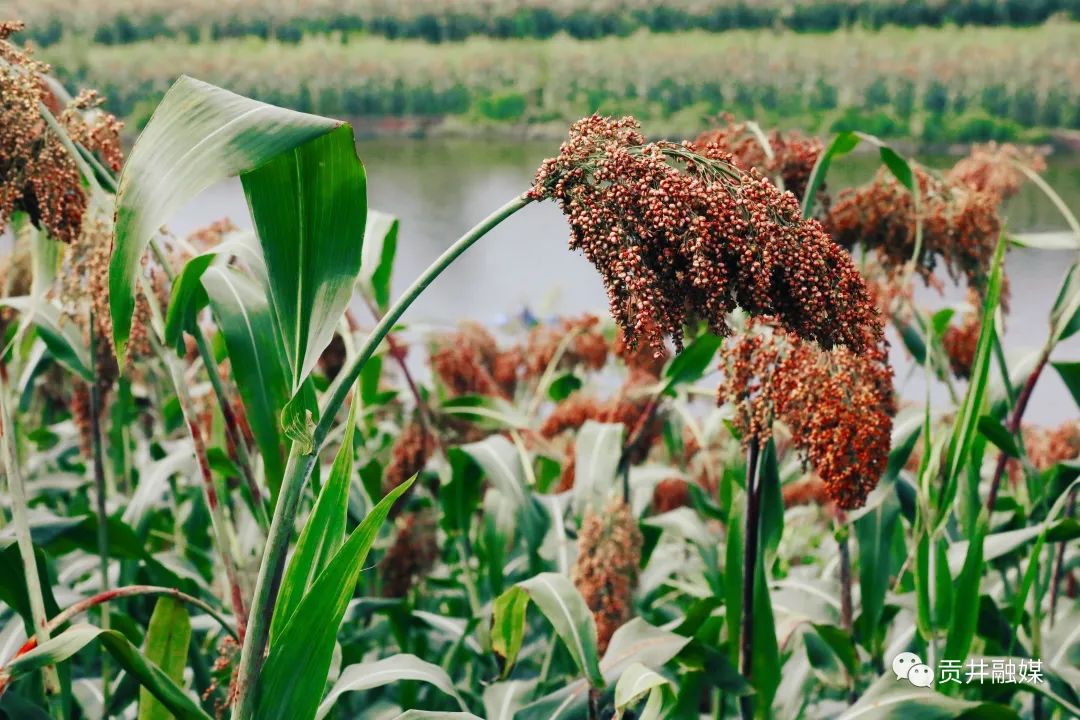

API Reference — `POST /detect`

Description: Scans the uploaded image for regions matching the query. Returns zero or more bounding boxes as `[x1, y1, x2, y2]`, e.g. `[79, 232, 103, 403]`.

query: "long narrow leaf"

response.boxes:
[254, 476, 415, 720]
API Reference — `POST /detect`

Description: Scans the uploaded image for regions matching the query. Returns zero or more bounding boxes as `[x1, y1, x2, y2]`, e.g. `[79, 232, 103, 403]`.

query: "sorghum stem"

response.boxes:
[147, 237, 266, 531]
[88, 320, 112, 708]
[986, 350, 1048, 515]
[837, 517, 857, 704]
[0, 364, 63, 707]
[739, 437, 761, 720]
[231, 193, 532, 720]
[1049, 489, 1077, 626]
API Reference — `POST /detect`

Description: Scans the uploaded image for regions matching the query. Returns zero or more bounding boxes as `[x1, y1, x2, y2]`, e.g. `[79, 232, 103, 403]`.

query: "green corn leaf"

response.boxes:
[1053, 361, 1080, 408]
[0, 298, 92, 381]
[572, 420, 624, 514]
[3, 624, 210, 720]
[491, 572, 604, 688]
[315, 654, 470, 719]
[613, 662, 674, 720]
[663, 333, 722, 389]
[942, 519, 986, 668]
[163, 233, 259, 352]
[359, 210, 399, 312]
[976, 416, 1019, 458]
[201, 266, 314, 496]
[254, 475, 414, 720]
[271, 385, 360, 640]
[940, 236, 1006, 521]
[801, 131, 859, 219]
[241, 125, 366, 389]
[837, 679, 1018, 719]
[110, 75, 365, 391]
[138, 597, 192, 720]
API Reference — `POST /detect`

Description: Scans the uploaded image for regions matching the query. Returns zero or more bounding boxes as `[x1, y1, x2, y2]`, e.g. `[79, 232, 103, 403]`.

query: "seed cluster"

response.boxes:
[692, 115, 824, 203]
[942, 291, 983, 379]
[717, 321, 896, 509]
[1008, 422, 1080, 483]
[947, 142, 1045, 201]
[651, 477, 691, 513]
[827, 165, 1001, 291]
[531, 115, 882, 357]
[1, 22, 122, 244]
[521, 313, 608, 379]
[572, 499, 642, 653]
[383, 419, 435, 497]
[430, 322, 519, 399]
[379, 509, 439, 598]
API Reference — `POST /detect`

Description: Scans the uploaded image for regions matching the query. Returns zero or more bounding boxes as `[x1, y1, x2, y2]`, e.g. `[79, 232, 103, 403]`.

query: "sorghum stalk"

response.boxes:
[1049, 489, 1077, 626]
[231, 193, 532, 720]
[0, 364, 63, 712]
[88, 319, 112, 707]
[836, 517, 857, 704]
[739, 437, 761, 720]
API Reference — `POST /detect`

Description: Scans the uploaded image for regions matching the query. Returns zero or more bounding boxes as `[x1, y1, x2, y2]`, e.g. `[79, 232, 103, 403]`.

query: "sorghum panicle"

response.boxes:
[947, 142, 1045, 201]
[717, 321, 896, 509]
[383, 419, 435, 496]
[651, 477, 691, 513]
[379, 509, 439, 598]
[692, 115, 824, 203]
[531, 115, 882, 357]
[572, 499, 642, 653]
[1, 22, 121, 244]
[827, 165, 1001, 291]
[431, 322, 518, 399]
[521, 313, 608, 379]
[1008, 422, 1080, 483]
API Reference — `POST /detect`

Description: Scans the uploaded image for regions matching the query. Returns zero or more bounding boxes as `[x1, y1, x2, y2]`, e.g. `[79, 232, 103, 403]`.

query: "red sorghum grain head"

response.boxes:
[827, 165, 1001, 292]
[947, 142, 1045, 201]
[692, 115, 824, 204]
[431, 322, 518, 399]
[1008, 422, 1080, 483]
[717, 320, 896, 509]
[572, 499, 642, 653]
[383, 420, 435, 496]
[531, 115, 882, 357]
[652, 477, 691, 513]
[522, 314, 609, 379]
[379, 509, 440, 598]
[942, 291, 983, 380]
[613, 324, 668, 377]
[1, 23, 122, 244]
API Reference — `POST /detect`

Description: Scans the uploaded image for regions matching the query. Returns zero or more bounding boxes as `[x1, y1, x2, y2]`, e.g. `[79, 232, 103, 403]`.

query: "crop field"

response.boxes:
[1, 14, 1079, 720]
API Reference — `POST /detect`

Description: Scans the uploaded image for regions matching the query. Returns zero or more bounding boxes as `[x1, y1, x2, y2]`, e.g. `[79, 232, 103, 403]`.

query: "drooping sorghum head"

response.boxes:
[430, 322, 518, 399]
[717, 321, 896, 510]
[379, 508, 439, 598]
[1, 23, 122, 244]
[942, 290, 984, 380]
[692, 115, 824, 204]
[827, 165, 1001, 292]
[613, 324, 668, 378]
[383, 420, 435, 496]
[539, 370, 662, 464]
[572, 499, 642, 653]
[947, 142, 1045, 202]
[782, 474, 834, 511]
[1007, 422, 1080, 484]
[522, 313, 608, 379]
[531, 115, 882, 358]
[651, 477, 691, 513]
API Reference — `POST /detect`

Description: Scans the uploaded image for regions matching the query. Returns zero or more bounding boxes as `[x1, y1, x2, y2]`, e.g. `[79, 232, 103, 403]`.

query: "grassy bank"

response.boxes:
[38, 22, 1080, 143]
[13, 0, 1080, 47]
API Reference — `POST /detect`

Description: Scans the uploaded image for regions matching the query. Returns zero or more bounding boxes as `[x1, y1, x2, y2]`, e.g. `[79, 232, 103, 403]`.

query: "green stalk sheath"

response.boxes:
[231, 193, 531, 720]
[0, 367, 62, 705]
[88, 319, 112, 708]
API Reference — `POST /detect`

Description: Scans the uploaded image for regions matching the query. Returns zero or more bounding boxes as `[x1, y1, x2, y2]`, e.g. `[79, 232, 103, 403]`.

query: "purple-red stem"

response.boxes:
[986, 353, 1048, 515]
[739, 437, 761, 720]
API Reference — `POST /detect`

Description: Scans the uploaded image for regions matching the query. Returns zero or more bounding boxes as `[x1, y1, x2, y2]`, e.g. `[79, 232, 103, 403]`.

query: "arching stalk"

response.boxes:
[231, 193, 532, 719]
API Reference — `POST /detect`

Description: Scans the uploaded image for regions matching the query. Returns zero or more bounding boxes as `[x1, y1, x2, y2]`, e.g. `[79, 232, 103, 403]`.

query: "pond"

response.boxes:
[171, 139, 1080, 423]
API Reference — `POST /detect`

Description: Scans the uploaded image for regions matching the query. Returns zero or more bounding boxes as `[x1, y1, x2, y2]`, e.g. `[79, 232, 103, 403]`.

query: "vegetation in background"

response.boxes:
[36, 23, 1080, 144]
[2, 17, 1080, 720]
[11, 0, 1080, 47]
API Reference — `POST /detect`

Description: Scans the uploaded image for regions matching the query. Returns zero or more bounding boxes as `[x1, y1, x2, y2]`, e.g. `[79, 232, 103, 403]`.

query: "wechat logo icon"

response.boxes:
[892, 652, 933, 687]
